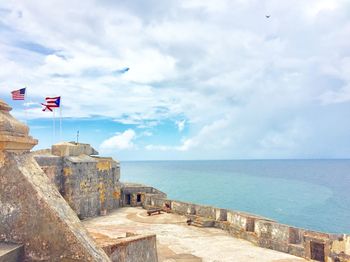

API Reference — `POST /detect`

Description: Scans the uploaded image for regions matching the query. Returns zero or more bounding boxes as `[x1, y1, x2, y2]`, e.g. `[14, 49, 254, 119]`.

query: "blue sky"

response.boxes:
[1, 0, 350, 160]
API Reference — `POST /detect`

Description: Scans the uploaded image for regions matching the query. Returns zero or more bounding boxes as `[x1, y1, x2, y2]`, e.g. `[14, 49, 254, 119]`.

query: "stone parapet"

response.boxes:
[52, 142, 99, 157]
[144, 193, 350, 262]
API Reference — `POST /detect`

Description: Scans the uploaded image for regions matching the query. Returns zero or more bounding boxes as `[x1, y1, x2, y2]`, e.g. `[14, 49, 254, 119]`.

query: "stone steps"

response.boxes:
[0, 242, 24, 262]
[191, 221, 204, 228]
[187, 216, 215, 228]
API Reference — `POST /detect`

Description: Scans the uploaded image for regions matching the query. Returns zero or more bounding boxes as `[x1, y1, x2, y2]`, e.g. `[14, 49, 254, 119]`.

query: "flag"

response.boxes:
[41, 96, 60, 112]
[11, 88, 26, 100]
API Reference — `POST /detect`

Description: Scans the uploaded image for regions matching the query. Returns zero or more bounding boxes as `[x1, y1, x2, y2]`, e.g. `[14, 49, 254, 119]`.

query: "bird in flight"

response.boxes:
[266, 15, 271, 18]
[113, 67, 130, 74]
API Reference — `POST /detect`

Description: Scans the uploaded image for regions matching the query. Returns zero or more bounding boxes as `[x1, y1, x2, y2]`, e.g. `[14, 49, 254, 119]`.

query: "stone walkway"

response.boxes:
[83, 207, 307, 262]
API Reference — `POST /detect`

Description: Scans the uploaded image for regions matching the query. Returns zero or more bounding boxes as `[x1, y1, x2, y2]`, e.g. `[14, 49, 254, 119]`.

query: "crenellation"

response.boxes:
[215, 208, 227, 221]
[143, 193, 350, 262]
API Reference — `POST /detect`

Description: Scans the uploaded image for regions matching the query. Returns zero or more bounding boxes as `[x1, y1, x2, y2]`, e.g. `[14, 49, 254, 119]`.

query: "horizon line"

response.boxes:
[121, 158, 350, 162]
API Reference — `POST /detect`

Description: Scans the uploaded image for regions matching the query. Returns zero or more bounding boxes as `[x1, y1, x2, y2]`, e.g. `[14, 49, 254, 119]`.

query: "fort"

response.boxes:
[0, 97, 349, 262]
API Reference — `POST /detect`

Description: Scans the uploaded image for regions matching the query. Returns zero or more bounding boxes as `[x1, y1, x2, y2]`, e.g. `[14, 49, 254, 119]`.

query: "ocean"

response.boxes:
[121, 160, 350, 234]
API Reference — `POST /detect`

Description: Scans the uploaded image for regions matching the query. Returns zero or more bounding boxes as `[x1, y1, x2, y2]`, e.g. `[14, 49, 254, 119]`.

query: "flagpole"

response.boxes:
[23, 87, 27, 124]
[59, 98, 62, 142]
[53, 109, 56, 144]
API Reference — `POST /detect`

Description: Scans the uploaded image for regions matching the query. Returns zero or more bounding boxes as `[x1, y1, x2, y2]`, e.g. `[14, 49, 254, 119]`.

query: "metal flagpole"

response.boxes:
[53, 109, 56, 144]
[59, 98, 62, 142]
[24, 87, 28, 124]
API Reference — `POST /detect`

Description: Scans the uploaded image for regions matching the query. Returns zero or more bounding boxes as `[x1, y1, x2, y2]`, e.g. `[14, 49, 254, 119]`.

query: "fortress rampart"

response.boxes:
[141, 193, 350, 262]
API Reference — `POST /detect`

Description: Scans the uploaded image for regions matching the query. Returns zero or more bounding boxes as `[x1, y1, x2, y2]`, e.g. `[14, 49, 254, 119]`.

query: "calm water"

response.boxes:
[121, 160, 350, 233]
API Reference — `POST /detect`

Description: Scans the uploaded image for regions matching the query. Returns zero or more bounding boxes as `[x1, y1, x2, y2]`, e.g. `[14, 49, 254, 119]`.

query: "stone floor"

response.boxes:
[83, 207, 307, 262]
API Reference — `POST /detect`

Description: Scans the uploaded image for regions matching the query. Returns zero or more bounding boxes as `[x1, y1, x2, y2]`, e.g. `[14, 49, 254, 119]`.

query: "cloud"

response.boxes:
[258, 120, 308, 152]
[1, 0, 350, 159]
[141, 130, 153, 137]
[146, 116, 232, 152]
[100, 129, 136, 151]
[176, 119, 186, 132]
[318, 85, 350, 105]
[145, 144, 172, 151]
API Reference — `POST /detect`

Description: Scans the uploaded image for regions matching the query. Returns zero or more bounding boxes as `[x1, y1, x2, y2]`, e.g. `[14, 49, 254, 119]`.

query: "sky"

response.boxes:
[1, 0, 350, 160]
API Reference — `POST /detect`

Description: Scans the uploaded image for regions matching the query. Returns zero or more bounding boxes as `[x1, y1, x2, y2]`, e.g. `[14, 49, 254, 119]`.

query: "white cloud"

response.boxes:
[318, 85, 350, 105]
[305, 0, 340, 18]
[141, 131, 153, 137]
[1, 0, 350, 158]
[145, 144, 172, 151]
[259, 120, 308, 151]
[146, 116, 232, 152]
[100, 129, 136, 151]
[176, 119, 186, 132]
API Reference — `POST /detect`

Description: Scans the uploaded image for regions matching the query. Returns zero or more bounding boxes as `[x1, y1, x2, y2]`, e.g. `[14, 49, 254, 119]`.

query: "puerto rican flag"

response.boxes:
[41, 96, 60, 112]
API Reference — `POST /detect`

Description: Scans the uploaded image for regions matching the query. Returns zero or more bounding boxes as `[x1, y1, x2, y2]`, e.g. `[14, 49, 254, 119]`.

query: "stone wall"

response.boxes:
[145, 194, 350, 262]
[121, 183, 166, 207]
[34, 143, 122, 219]
[101, 234, 158, 262]
[0, 152, 111, 261]
[34, 155, 64, 194]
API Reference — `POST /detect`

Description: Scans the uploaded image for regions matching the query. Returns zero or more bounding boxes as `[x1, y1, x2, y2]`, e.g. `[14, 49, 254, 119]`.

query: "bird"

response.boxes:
[265, 15, 271, 18]
[113, 67, 130, 74]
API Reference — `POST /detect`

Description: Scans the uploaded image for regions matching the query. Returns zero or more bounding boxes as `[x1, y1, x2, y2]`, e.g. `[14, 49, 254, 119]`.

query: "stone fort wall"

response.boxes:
[143, 194, 350, 262]
[34, 142, 122, 219]
[32, 139, 350, 262]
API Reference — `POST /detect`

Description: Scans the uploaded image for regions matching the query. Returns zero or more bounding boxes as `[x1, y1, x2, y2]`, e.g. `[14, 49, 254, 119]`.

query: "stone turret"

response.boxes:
[0, 99, 37, 152]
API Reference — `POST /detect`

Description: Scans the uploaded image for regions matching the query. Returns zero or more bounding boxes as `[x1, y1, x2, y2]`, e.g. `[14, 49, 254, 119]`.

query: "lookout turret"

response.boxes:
[0, 99, 37, 152]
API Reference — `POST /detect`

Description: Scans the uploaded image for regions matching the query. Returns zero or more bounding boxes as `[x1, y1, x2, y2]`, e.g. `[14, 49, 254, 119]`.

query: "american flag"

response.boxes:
[42, 96, 61, 111]
[11, 88, 26, 100]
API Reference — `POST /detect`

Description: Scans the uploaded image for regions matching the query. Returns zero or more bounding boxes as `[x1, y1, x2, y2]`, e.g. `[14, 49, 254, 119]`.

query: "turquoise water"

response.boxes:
[121, 160, 350, 234]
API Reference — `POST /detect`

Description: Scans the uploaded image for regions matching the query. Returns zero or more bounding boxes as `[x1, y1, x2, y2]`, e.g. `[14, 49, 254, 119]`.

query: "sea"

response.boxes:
[121, 160, 350, 234]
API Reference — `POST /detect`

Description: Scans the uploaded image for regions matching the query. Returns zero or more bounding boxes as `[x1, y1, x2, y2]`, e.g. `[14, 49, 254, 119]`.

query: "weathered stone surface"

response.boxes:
[0, 242, 23, 262]
[0, 151, 110, 261]
[121, 184, 166, 207]
[85, 208, 307, 262]
[145, 194, 350, 261]
[63, 155, 121, 218]
[34, 155, 64, 194]
[193, 204, 215, 219]
[227, 211, 247, 230]
[108, 235, 158, 262]
[90, 232, 158, 262]
[215, 208, 227, 221]
[35, 153, 121, 219]
[255, 221, 290, 253]
[52, 142, 99, 157]
[0, 100, 37, 152]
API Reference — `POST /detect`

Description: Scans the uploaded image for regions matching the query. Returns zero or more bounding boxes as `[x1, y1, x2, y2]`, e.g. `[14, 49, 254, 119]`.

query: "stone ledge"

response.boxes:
[52, 142, 99, 157]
